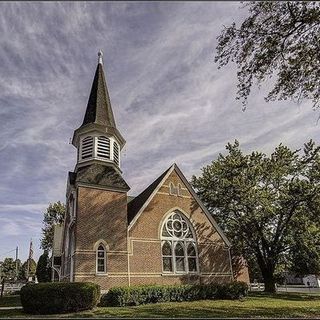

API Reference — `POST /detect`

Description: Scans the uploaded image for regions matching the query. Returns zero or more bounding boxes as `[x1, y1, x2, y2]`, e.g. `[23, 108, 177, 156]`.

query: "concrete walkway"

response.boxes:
[0, 306, 23, 310]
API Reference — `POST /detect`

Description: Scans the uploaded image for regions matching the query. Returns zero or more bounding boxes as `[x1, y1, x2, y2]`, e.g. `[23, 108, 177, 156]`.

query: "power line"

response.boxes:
[0, 249, 16, 259]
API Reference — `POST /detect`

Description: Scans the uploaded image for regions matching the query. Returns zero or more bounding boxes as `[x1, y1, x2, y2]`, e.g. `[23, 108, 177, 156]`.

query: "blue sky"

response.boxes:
[0, 2, 319, 263]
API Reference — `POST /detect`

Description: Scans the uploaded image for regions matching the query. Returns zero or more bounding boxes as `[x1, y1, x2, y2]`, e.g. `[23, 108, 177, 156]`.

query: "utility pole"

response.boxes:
[15, 246, 19, 279]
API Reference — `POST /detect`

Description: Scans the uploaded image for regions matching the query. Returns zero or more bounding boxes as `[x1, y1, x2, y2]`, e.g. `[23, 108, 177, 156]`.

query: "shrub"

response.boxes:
[100, 281, 248, 307]
[20, 282, 100, 314]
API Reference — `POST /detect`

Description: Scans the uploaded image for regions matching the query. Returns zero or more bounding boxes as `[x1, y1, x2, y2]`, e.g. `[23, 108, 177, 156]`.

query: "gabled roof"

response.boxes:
[81, 62, 116, 128]
[127, 163, 231, 247]
[127, 166, 171, 223]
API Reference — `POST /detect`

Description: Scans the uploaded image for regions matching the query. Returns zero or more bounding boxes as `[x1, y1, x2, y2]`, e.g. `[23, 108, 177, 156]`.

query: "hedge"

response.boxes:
[100, 281, 248, 307]
[20, 282, 100, 314]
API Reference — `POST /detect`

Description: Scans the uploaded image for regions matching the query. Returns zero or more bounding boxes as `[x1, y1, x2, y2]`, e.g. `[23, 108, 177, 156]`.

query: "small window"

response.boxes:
[178, 183, 183, 196]
[113, 141, 119, 166]
[81, 136, 94, 160]
[96, 244, 106, 273]
[97, 136, 110, 159]
[169, 182, 178, 195]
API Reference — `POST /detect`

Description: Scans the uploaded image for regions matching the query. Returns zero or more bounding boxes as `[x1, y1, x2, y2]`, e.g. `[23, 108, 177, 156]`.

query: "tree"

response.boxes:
[289, 222, 320, 276]
[21, 259, 37, 280]
[191, 140, 320, 292]
[215, 2, 320, 109]
[0, 258, 17, 280]
[36, 251, 51, 282]
[40, 201, 66, 252]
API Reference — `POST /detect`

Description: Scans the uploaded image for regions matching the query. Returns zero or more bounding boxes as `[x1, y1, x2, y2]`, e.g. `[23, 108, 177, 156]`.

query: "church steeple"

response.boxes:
[72, 52, 125, 172]
[81, 51, 116, 128]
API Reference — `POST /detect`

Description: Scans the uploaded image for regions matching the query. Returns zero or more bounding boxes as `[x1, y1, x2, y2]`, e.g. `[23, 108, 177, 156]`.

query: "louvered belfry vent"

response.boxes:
[113, 141, 119, 165]
[81, 136, 94, 159]
[97, 136, 110, 159]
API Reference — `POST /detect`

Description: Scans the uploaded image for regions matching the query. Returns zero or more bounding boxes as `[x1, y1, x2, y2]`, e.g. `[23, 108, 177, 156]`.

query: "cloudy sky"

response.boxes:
[0, 2, 319, 263]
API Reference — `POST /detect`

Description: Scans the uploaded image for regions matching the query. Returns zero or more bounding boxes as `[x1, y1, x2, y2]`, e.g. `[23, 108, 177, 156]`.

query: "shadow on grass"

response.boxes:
[249, 291, 320, 301]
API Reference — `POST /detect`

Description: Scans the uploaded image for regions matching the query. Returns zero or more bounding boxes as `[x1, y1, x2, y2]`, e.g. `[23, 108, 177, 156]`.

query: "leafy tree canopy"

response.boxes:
[21, 259, 37, 280]
[0, 258, 21, 280]
[215, 1, 320, 109]
[40, 201, 65, 252]
[192, 140, 320, 292]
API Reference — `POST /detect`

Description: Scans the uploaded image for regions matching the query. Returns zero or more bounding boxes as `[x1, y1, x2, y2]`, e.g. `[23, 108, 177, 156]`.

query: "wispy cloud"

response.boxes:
[0, 2, 318, 261]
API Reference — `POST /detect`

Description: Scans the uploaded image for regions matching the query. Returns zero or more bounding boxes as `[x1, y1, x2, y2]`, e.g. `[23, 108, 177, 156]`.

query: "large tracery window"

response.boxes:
[161, 211, 199, 274]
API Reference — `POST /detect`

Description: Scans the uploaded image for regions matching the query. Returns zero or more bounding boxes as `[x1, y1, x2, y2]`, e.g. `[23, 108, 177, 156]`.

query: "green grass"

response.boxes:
[0, 295, 21, 307]
[1, 292, 320, 318]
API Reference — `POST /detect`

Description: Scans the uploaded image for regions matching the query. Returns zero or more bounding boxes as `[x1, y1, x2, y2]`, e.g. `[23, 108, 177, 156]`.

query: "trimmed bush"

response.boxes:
[20, 282, 100, 314]
[100, 282, 248, 307]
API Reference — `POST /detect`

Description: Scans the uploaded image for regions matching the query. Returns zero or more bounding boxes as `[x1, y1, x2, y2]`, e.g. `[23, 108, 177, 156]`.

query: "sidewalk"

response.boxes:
[0, 306, 22, 310]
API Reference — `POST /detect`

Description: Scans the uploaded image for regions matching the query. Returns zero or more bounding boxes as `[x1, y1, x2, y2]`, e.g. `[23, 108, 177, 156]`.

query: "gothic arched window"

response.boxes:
[161, 211, 199, 274]
[96, 244, 106, 273]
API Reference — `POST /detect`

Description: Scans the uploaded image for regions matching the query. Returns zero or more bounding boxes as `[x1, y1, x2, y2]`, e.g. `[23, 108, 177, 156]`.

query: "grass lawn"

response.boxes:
[0, 295, 21, 308]
[1, 292, 320, 318]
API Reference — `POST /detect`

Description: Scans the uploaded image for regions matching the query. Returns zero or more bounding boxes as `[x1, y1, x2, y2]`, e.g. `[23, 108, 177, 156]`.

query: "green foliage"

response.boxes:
[215, 2, 320, 109]
[21, 259, 37, 280]
[0, 258, 19, 280]
[40, 201, 65, 251]
[20, 282, 100, 314]
[100, 282, 248, 307]
[36, 251, 51, 282]
[192, 140, 320, 292]
[289, 222, 320, 276]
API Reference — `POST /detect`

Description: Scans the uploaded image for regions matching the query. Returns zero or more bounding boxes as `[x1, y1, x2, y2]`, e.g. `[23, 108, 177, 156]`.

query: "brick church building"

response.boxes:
[53, 52, 248, 291]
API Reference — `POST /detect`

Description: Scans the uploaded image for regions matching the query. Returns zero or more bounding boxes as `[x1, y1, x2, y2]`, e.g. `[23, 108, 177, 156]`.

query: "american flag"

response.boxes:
[28, 239, 33, 260]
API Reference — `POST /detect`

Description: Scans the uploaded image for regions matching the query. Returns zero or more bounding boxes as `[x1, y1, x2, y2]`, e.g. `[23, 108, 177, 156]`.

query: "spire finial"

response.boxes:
[98, 50, 103, 65]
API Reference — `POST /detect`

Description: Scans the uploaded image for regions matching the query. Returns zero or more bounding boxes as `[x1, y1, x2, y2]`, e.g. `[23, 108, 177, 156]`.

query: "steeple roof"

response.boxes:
[81, 55, 116, 128]
[72, 51, 126, 149]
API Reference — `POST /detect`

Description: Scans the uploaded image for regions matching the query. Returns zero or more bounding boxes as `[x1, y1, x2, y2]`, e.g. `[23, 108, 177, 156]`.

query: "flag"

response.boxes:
[28, 239, 33, 261]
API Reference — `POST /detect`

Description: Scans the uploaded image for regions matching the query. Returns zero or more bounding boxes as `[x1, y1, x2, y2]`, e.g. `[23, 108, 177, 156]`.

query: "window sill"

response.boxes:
[96, 273, 108, 276]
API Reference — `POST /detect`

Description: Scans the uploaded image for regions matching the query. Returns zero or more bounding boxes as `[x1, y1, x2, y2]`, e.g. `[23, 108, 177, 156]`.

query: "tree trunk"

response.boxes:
[263, 272, 276, 293]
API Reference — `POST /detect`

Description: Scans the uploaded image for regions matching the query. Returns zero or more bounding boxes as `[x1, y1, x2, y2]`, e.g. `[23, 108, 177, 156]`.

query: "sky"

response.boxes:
[0, 2, 319, 263]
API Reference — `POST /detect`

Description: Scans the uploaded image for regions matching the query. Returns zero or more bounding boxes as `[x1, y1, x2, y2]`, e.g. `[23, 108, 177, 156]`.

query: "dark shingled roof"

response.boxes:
[81, 63, 116, 128]
[127, 166, 171, 224]
[75, 163, 130, 191]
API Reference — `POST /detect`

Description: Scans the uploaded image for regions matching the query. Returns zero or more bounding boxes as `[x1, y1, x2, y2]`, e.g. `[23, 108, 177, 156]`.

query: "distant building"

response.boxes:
[53, 52, 249, 291]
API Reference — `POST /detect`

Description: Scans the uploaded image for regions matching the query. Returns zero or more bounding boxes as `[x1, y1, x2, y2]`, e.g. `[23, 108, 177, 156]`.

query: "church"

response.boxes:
[53, 52, 248, 291]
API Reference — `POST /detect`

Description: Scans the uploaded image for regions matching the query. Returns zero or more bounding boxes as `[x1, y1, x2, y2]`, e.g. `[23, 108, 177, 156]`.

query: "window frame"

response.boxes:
[161, 211, 199, 275]
[96, 244, 107, 274]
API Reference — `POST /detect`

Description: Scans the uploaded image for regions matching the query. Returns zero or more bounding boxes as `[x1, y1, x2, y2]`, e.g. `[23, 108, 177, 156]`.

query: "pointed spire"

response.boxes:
[81, 51, 116, 128]
[98, 50, 103, 65]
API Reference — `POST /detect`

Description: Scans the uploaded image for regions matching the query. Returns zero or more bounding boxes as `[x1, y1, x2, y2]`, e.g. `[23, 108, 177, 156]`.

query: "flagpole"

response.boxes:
[26, 238, 33, 281]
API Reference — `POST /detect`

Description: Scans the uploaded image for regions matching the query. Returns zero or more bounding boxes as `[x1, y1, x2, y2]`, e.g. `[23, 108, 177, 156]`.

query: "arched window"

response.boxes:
[161, 211, 198, 274]
[81, 136, 94, 160]
[113, 141, 119, 166]
[96, 244, 106, 273]
[97, 136, 110, 159]
[178, 183, 183, 197]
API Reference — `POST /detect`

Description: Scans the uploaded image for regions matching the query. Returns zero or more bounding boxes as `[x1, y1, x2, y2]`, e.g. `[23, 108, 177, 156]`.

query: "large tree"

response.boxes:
[215, 1, 320, 109]
[191, 140, 320, 292]
[40, 201, 66, 252]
